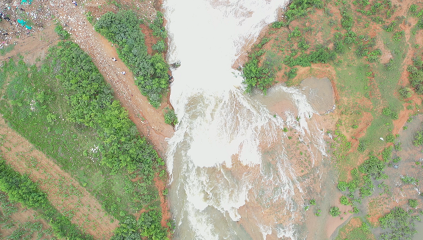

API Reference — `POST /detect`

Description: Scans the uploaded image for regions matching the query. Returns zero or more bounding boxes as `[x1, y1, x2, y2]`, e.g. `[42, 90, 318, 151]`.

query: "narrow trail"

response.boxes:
[48, 0, 174, 159]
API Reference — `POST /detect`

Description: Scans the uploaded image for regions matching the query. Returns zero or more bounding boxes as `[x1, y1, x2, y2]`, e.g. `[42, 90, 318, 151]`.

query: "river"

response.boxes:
[164, 0, 329, 239]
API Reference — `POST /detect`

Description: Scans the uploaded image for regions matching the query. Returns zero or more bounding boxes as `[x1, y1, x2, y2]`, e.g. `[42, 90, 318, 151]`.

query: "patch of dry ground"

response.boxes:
[0, 117, 118, 239]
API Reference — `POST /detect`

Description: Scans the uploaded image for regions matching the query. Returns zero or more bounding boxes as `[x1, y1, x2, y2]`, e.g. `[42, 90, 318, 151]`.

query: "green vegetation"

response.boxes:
[0, 159, 91, 239]
[150, 11, 167, 39]
[413, 130, 423, 146]
[0, 41, 169, 239]
[330, 206, 341, 217]
[407, 57, 423, 95]
[340, 196, 350, 205]
[54, 23, 70, 40]
[409, 199, 418, 208]
[152, 40, 166, 53]
[0, 44, 15, 56]
[359, 155, 385, 180]
[310, 199, 316, 205]
[164, 108, 178, 126]
[94, 10, 169, 108]
[379, 207, 420, 240]
[0, 192, 55, 239]
[336, 218, 374, 240]
[401, 176, 419, 185]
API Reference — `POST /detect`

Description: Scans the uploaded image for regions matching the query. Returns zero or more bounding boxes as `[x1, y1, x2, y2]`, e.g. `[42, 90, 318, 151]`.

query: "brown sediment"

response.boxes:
[140, 24, 158, 56]
[0, 117, 118, 239]
[154, 173, 172, 228]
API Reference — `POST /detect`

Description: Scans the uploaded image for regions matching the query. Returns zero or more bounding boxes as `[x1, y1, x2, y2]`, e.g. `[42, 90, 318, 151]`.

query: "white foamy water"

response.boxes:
[164, 0, 327, 239]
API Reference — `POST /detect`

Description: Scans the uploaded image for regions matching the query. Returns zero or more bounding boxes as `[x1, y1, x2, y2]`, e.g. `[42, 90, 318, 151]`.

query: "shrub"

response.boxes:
[358, 140, 366, 152]
[359, 155, 385, 179]
[386, 134, 395, 143]
[409, 199, 418, 208]
[382, 146, 393, 162]
[287, 68, 298, 79]
[152, 40, 166, 53]
[413, 130, 423, 146]
[310, 199, 316, 205]
[341, 10, 354, 30]
[150, 11, 167, 39]
[338, 181, 348, 191]
[330, 206, 341, 217]
[242, 50, 275, 93]
[284, 0, 323, 22]
[409, 4, 418, 15]
[399, 87, 413, 98]
[382, 107, 391, 116]
[340, 196, 350, 205]
[54, 24, 70, 40]
[401, 176, 419, 184]
[393, 31, 405, 42]
[164, 108, 178, 126]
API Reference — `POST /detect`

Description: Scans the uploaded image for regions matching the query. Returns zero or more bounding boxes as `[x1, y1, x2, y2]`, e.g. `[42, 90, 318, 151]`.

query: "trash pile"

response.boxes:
[0, 0, 52, 51]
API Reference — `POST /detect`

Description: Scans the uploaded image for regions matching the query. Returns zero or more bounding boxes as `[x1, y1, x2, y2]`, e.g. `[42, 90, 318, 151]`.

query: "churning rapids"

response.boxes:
[164, 0, 329, 239]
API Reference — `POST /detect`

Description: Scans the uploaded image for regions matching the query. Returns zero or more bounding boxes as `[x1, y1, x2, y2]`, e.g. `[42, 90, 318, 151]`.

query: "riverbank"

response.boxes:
[240, 0, 423, 238]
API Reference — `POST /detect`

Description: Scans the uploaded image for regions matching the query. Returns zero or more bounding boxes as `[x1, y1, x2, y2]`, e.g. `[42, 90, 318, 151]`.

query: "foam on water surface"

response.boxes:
[164, 0, 326, 238]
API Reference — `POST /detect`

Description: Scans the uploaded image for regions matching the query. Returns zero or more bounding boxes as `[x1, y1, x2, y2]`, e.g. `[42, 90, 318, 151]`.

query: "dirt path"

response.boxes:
[47, 0, 174, 159]
[0, 117, 118, 239]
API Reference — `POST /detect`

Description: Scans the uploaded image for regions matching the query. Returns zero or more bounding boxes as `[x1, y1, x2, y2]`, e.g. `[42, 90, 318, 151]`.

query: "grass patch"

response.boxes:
[0, 45, 15, 56]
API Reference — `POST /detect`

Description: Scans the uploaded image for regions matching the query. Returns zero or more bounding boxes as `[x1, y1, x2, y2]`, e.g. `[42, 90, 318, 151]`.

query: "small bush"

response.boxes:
[399, 87, 413, 98]
[409, 199, 418, 208]
[338, 181, 348, 191]
[54, 24, 70, 40]
[414, 130, 423, 146]
[340, 196, 350, 205]
[164, 108, 178, 126]
[330, 206, 341, 217]
[152, 40, 166, 53]
[401, 176, 419, 184]
[386, 133, 395, 143]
